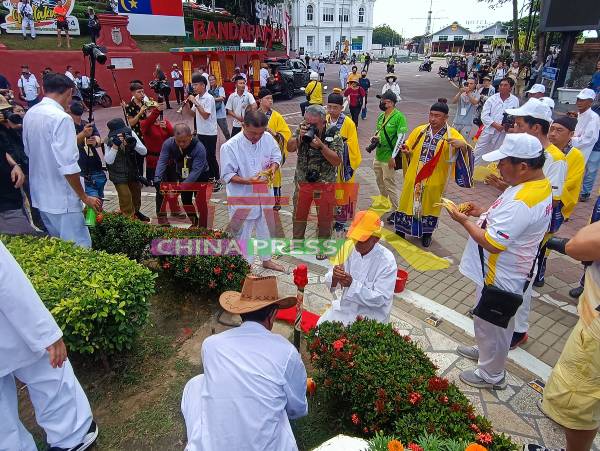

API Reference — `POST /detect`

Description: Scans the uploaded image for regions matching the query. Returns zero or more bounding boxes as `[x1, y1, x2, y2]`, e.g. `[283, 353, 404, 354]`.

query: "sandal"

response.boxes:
[316, 253, 328, 260]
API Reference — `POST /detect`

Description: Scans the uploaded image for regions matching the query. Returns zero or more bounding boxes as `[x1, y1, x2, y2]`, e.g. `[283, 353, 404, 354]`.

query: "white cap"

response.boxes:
[482, 133, 543, 162]
[505, 98, 553, 123]
[540, 97, 555, 110]
[526, 84, 546, 94]
[310, 72, 318, 80]
[577, 88, 596, 100]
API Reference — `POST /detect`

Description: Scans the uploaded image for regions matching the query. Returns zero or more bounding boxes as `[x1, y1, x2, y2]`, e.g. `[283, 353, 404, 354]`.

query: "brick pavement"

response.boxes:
[94, 59, 598, 369]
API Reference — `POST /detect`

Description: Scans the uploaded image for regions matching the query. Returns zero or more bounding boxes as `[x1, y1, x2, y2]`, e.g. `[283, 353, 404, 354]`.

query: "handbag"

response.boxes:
[472, 220, 537, 328]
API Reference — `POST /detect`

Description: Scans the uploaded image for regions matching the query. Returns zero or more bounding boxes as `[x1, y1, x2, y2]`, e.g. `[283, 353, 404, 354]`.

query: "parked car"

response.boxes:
[264, 57, 311, 99]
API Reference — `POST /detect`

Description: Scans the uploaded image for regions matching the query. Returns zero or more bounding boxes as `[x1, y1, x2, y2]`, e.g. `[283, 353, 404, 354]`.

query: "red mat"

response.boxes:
[276, 307, 320, 332]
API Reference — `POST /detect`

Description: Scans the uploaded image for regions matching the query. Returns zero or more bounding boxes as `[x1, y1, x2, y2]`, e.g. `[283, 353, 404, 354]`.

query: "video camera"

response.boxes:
[366, 136, 379, 153]
[82, 43, 107, 64]
[501, 112, 515, 130]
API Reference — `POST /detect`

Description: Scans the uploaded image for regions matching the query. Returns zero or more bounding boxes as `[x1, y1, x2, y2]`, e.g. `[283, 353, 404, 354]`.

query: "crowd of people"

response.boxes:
[1, 53, 600, 451]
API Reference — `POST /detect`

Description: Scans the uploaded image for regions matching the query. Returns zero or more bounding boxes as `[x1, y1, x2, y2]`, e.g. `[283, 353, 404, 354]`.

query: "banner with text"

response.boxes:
[1, 0, 81, 35]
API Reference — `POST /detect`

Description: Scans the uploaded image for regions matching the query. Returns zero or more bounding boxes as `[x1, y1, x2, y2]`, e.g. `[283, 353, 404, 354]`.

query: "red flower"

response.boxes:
[229, 263, 236, 269]
[408, 392, 422, 405]
[310, 353, 319, 362]
[227, 272, 234, 280]
[438, 395, 449, 404]
[356, 315, 364, 321]
[184, 267, 190, 273]
[403, 335, 412, 342]
[377, 388, 387, 399]
[351, 413, 360, 425]
[309, 338, 321, 351]
[427, 376, 449, 392]
[450, 403, 462, 412]
[407, 444, 424, 451]
[208, 280, 217, 289]
[324, 378, 332, 387]
[470, 423, 480, 433]
[468, 412, 476, 421]
[162, 261, 171, 270]
[374, 399, 386, 413]
[293, 264, 309, 287]
[332, 339, 344, 351]
[214, 266, 222, 275]
[476, 433, 493, 445]
[363, 427, 369, 434]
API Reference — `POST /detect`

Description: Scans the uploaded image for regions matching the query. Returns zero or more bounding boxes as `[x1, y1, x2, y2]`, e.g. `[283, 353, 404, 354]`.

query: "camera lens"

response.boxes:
[302, 125, 316, 144]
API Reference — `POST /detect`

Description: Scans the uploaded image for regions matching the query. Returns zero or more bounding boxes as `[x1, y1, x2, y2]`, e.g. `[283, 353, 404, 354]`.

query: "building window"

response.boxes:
[358, 6, 365, 23]
[323, 7, 334, 22]
[454, 35, 463, 41]
[306, 4, 313, 22]
[438, 35, 448, 41]
[325, 35, 332, 50]
[338, 7, 349, 23]
[307, 35, 314, 49]
[484, 35, 494, 40]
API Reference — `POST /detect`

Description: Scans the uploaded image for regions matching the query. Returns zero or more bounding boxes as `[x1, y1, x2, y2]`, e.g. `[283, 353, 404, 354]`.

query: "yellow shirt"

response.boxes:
[561, 146, 585, 219]
[326, 114, 361, 184]
[267, 109, 291, 188]
[305, 80, 323, 105]
[347, 73, 360, 84]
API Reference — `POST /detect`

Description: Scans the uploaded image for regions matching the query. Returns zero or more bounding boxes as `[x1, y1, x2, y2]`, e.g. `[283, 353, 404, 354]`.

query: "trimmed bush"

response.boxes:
[3, 235, 156, 356]
[307, 319, 518, 450]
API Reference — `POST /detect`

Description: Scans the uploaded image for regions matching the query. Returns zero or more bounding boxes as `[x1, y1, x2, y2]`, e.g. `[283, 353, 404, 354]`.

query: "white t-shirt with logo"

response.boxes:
[192, 91, 217, 136]
[459, 178, 552, 294]
[225, 91, 256, 128]
[17, 74, 40, 101]
[543, 143, 566, 201]
[171, 70, 183, 88]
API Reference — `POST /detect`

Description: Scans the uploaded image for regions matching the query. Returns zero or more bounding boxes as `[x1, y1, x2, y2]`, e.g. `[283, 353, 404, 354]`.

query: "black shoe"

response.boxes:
[386, 212, 397, 225]
[533, 278, 545, 288]
[396, 231, 405, 239]
[135, 211, 150, 222]
[421, 233, 432, 247]
[569, 286, 584, 299]
[579, 193, 591, 202]
[273, 204, 281, 211]
[510, 331, 528, 350]
[48, 420, 98, 451]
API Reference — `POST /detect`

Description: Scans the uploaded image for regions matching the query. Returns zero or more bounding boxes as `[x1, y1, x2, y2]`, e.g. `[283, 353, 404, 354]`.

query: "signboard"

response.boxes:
[351, 37, 363, 51]
[110, 57, 134, 70]
[542, 66, 559, 81]
[1, 0, 81, 35]
[193, 20, 285, 50]
[256, 2, 284, 26]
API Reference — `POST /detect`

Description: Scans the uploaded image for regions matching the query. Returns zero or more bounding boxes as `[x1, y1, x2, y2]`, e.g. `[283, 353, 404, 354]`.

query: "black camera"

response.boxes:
[82, 43, 107, 65]
[365, 136, 379, 153]
[501, 112, 515, 130]
[110, 133, 137, 148]
[302, 124, 317, 145]
[306, 169, 320, 183]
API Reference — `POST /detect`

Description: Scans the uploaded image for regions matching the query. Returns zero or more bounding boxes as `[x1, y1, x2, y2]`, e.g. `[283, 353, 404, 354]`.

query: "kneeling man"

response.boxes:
[318, 210, 397, 326]
[181, 275, 308, 451]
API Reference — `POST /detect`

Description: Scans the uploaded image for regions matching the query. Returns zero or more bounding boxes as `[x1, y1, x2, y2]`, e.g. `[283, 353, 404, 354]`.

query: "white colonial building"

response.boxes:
[286, 0, 376, 57]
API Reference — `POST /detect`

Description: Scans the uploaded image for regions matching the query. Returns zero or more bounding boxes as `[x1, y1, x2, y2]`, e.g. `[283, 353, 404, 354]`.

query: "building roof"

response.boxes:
[427, 21, 508, 38]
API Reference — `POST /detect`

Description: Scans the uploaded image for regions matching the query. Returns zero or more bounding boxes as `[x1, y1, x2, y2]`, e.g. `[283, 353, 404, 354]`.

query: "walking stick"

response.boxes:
[293, 264, 308, 350]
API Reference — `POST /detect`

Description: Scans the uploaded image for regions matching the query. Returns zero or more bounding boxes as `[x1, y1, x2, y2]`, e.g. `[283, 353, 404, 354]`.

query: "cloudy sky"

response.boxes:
[373, 0, 516, 38]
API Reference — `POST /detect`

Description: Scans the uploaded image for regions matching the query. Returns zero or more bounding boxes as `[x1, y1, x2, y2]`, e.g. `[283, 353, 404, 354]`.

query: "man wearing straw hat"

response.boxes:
[181, 275, 308, 451]
[317, 210, 397, 326]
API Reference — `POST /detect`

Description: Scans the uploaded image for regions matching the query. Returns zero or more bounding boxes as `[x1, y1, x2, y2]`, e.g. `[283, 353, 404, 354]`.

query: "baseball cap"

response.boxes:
[540, 97, 555, 110]
[482, 133, 543, 162]
[376, 89, 398, 104]
[577, 88, 596, 100]
[347, 210, 383, 242]
[505, 98, 552, 122]
[526, 84, 545, 94]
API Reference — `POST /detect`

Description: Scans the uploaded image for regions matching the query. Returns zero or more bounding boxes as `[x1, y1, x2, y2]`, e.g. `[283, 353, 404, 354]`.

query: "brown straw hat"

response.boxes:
[219, 275, 296, 314]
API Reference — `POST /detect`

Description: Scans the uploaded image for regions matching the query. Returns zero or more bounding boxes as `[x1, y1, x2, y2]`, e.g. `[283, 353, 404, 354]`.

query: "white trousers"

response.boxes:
[473, 130, 506, 166]
[181, 374, 204, 451]
[235, 215, 272, 264]
[0, 354, 92, 451]
[472, 286, 513, 384]
[21, 18, 36, 38]
[514, 276, 536, 334]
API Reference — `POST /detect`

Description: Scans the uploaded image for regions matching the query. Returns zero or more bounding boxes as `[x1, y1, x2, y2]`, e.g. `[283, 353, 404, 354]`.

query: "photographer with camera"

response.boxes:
[370, 90, 407, 225]
[18, 0, 36, 40]
[152, 64, 172, 110]
[472, 77, 519, 166]
[104, 118, 148, 220]
[287, 105, 343, 260]
[451, 78, 479, 141]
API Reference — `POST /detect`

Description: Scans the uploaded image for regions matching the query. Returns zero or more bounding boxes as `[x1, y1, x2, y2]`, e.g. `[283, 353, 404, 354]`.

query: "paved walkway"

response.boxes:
[92, 59, 597, 373]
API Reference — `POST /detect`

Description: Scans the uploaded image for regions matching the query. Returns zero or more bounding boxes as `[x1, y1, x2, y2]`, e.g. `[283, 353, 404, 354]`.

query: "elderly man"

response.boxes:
[572, 88, 600, 164]
[472, 77, 519, 165]
[287, 104, 343, 260]
[181, 275, 307, 451]
[452, 134, 552, 390]
[220, 110, 283, 270]
[318, 210, 397, 326]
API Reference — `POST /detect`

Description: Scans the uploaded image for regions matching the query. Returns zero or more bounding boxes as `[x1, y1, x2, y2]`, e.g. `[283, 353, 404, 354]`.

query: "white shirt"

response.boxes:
[77, 75, 90, 89]
[318, 62, 326, 74]
[480, 92, 520, 135]
[381, 82, 401, 101]
[318, 243, 397, 326]
[0, 241, 63, 377]
[202, 72, 211, 90]
[171, 69, 184, 88]
[572, 108, 600, 162]
[185, 321, 307, 451]
[543, 144, 567, 201]
[18, 2, 33, 19]
[459, 178, 552, 294]
[259, 67, 269, 88]
[103, 130, 147, 165]
[23, 97, 84, 214]
[192, 91, 217, 136]
[225, 90, 256, 128]
[220, 131, 281, 220]
[65, 71, 74, 81]
[17, 74, 39, 101]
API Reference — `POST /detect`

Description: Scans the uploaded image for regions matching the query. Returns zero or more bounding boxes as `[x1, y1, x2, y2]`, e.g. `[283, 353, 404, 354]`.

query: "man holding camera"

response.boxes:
[287, 105, 343, 260]
[104, 118, 148, 220]
[472, 77, 519, 166]
[451, 78, 479, 141]
[125, 82, 149, 178]
[18, 0, 36, 40]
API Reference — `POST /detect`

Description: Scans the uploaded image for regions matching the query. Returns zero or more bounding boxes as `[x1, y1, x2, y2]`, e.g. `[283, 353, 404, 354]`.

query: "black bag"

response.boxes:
[472, 221, 537, 328]
[382, 126, 402, 170]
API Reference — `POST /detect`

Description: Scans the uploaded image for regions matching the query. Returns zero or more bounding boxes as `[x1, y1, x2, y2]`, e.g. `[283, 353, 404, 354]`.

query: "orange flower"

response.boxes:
[465, 444, 488, 451]
[387, 440, 404, 451]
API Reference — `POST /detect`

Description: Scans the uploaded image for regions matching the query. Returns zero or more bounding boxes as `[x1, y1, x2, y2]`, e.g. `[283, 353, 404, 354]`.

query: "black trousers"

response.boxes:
[300, 100, 310, 116]
[161, 87, 171, 109]
[174, 87, 185, 104]
[349, 105, 362, 128]
[197, 134, 219, 180]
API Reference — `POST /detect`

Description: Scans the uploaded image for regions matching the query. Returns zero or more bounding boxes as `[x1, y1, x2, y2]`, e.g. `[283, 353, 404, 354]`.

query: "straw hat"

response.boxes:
[219, 275, 296, 314]
[0, 95, 11, 111]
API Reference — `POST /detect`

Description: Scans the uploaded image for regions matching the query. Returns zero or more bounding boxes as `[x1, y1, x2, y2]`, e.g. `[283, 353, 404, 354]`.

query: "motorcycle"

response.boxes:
[438, 66, 448, 78]
[80, 82, 112, 108]
[419, 61, 433, 72]
[386, 63, 395, 74]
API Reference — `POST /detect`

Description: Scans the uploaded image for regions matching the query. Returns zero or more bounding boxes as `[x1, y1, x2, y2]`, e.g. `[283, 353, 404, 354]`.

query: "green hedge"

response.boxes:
[308, 320, 518, 450]
[3, 235, 156, 356]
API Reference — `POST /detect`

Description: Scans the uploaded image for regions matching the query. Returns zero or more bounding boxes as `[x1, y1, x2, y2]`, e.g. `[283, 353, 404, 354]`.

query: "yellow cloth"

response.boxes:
[562, 146, 585, 219]
[347, 73, 360, 84]
[398, 124, 466, 218]
[267, 109, 291, 189]
[326, 114, 361, 184]
[305, 80, 323, 105]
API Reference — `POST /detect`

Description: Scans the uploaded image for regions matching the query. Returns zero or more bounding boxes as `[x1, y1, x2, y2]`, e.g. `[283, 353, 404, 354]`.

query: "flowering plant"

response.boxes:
[293, 264, 309, 288]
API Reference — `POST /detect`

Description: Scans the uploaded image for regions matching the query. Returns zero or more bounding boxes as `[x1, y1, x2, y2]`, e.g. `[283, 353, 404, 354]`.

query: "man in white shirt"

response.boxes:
[318, 59, 326, 82]
[525, 83, 546, 99]
[0, 242, 98, 451]
[18, 0, 36, 40]
[473, 77, 520, 165]
[318, 210, 397, 326]
[171, 63, 184, 105]
[65, 65, 75, 81]
[572, 88, 600, 163]
[23, 73, 101, 248]
[187, 73, 220, 191]
[259, 63, 270, 88]
[74, 71, 90, 90]
[450, 134, 552, 390]
[17, 65, 40, 108]
[226, 75, 257, 137]
[181, 275, 307, 451]
[220, 110, 283, 271]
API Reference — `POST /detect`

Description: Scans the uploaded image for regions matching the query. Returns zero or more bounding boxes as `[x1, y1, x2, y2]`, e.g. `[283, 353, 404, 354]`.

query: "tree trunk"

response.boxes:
[536, 31, 546, 68]
[512, 0, 520, 59]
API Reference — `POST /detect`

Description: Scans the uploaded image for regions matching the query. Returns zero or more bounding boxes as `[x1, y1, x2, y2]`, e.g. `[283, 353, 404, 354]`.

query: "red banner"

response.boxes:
[193, 20, 285, 49]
